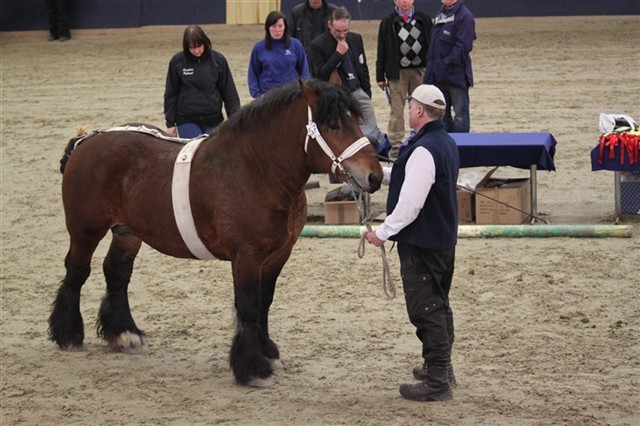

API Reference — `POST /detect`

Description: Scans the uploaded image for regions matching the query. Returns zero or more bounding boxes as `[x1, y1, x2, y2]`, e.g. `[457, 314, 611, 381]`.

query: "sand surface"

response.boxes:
[1, 16, 639, 425]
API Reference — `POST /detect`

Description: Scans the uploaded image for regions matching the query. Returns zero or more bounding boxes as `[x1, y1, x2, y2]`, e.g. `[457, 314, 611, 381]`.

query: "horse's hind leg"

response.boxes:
[97, 229, 145, 353]
[49, 233, 104, 350]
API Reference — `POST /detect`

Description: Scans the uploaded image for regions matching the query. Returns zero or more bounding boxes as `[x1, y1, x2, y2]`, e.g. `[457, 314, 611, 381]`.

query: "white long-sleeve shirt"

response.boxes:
[375, 146, 436, 241]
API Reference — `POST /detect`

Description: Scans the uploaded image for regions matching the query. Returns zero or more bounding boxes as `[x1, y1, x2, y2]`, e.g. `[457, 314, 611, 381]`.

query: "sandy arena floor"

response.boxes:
[1, 16, 639, 425]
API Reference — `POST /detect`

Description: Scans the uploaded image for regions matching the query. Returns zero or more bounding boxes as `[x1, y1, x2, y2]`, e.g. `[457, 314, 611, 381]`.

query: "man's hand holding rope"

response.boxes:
[364, 231, 385, 247]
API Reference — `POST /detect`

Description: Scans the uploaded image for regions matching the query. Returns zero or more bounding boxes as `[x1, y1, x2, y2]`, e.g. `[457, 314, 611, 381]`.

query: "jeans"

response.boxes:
[177, 123, 214, 139]
[441, 85, 470, 133]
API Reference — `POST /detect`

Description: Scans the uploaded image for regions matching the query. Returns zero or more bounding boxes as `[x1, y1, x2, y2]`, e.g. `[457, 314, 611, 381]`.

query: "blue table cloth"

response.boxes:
[451, 133, 557, 171]
[590, 139, 640, 172]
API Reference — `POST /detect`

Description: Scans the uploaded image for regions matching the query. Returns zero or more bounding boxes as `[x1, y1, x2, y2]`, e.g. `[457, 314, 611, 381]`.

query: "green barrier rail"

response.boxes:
[300, 224, 634, 238]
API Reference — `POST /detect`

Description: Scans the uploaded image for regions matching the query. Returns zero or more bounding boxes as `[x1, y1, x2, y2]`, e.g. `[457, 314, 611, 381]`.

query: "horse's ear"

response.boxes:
[299, 79, 318, 108]
[328, 70, 342, 86]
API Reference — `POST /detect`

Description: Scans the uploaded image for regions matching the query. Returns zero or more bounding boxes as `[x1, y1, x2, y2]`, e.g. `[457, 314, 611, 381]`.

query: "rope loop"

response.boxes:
[356, 193, 396, 299]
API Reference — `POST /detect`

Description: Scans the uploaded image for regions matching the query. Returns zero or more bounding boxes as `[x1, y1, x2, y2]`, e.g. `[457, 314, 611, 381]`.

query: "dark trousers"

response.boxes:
[398, 242, 455, 367]
[46, 0, 71, 39]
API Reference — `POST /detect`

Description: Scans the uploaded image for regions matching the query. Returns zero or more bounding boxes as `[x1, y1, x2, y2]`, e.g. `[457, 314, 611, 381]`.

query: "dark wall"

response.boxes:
[310, 0, 640, 20]
[0, 0, 227, 32]
[2, 0, 638, 32]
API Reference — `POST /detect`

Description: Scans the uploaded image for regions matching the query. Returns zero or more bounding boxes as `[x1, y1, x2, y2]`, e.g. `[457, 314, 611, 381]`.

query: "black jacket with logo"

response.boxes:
[308, 30, 372, 98]
[164, 50, 240, 128]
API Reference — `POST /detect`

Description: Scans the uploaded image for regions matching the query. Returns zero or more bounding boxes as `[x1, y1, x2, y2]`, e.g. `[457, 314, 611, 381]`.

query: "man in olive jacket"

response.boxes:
[287, 0, 337, 50]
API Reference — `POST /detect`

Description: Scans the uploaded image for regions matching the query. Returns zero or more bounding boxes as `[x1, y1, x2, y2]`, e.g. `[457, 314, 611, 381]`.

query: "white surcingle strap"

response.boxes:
[172, 138, 216, 260]
[304, 106, 370, 174]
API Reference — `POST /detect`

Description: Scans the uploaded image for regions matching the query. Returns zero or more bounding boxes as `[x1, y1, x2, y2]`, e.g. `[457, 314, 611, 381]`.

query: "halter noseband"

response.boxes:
[304, 106, 371, 176]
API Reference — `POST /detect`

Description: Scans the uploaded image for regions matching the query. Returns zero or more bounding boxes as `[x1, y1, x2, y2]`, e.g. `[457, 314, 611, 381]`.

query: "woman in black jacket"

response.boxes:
[164, 25, 240, 139]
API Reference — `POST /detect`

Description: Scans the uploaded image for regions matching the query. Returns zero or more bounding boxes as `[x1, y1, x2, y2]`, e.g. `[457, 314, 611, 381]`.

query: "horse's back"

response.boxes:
[61, 131, 184, 245]
[63, 131, 179, 193]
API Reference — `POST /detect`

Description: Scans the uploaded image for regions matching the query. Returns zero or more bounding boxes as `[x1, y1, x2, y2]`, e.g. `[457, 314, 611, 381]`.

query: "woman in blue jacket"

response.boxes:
[248, 11, 310, 99]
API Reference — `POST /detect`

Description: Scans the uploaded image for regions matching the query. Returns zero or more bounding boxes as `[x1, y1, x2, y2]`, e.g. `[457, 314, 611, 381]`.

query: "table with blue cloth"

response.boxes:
[590, 133, 640, 218]
[451, 132, 557, 223]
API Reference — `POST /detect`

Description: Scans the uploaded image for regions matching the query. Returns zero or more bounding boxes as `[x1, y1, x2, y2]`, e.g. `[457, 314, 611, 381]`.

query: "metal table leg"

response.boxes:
[614, 171, 621, 223]
[530, 164, 537, 223]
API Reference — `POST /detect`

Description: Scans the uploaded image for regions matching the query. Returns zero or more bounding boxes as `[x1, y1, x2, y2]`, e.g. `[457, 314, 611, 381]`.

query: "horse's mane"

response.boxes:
[216, 79, 362, 136]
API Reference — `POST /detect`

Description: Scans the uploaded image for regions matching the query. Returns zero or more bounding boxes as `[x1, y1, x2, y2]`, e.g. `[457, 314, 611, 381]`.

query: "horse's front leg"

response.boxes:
[229, 256, 277, 388]
[97, 230, 145, 353]
[258, 256, 292, 369]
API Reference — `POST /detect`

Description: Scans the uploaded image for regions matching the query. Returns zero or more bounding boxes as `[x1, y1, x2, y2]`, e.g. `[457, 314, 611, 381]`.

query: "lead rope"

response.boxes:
[356, 192, 396, 300]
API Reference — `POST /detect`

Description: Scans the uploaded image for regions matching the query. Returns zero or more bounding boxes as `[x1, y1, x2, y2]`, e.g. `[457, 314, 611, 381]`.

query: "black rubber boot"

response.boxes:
[412, 362, 457, 387]
[401, 364, 452, 402]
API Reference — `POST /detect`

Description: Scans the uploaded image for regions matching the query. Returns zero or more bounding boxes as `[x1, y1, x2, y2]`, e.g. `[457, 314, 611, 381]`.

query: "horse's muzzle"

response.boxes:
[367, 172, 382, 193]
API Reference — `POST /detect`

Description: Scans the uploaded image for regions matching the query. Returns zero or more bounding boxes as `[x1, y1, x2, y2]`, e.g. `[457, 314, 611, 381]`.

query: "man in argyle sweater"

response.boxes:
[376, 0, 432, 157]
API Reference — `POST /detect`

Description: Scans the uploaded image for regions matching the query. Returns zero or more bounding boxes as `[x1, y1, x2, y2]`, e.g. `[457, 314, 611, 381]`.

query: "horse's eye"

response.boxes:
[328, 120, 340, 131]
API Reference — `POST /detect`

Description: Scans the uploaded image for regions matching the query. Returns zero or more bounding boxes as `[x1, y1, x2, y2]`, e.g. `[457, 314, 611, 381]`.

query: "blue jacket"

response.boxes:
[387, 120, 460, 250]
[248, 38, 310, 98]
[424, 0, 476, 90]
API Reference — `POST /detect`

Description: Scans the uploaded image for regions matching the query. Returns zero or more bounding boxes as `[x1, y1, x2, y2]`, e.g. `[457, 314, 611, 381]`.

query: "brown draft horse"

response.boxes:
[49, 80, 383, 387]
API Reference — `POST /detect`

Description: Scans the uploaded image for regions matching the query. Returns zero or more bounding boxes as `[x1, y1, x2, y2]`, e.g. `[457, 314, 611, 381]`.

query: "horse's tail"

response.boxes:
[60, 125, 91, 174]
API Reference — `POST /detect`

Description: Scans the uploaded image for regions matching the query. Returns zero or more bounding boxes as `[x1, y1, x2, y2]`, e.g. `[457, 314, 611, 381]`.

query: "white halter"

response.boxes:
[303, 106, 371, 175]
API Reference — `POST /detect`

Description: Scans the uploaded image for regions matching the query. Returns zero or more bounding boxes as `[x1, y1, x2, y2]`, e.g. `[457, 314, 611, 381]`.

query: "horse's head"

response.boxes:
[300, 80, 383, 193]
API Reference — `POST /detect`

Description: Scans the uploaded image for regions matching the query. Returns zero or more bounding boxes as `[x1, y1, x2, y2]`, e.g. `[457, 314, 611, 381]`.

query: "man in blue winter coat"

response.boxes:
[424, 0, 476, 133]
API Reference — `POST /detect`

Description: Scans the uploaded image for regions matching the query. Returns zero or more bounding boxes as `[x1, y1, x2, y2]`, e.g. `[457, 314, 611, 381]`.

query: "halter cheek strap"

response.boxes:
[304, 106, 371, 175]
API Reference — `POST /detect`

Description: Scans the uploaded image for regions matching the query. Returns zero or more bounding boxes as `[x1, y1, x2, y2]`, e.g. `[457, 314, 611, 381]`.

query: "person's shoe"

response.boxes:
[412, 362, 428, 380]
[447, 364, 457, 387]
[400, 364, 453, 402]
[59, 35, 71, 42]
[48, 35, 58, 42]
[412, 362, 457, 387]
[389, 145, 400, 159]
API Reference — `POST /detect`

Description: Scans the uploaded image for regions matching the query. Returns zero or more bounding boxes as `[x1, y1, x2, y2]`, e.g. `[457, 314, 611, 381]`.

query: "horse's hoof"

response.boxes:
[60, 343, 85, 352]
[269, 358, 284, 369]
[246, 376, 275, 388]
[109, 331, 145, 354]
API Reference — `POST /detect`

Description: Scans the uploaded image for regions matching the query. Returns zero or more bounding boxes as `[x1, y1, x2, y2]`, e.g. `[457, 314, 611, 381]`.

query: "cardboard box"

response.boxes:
[475, 169, 531, 224]
[457, 189, 475, 222]
[324, 201, 360, 225]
